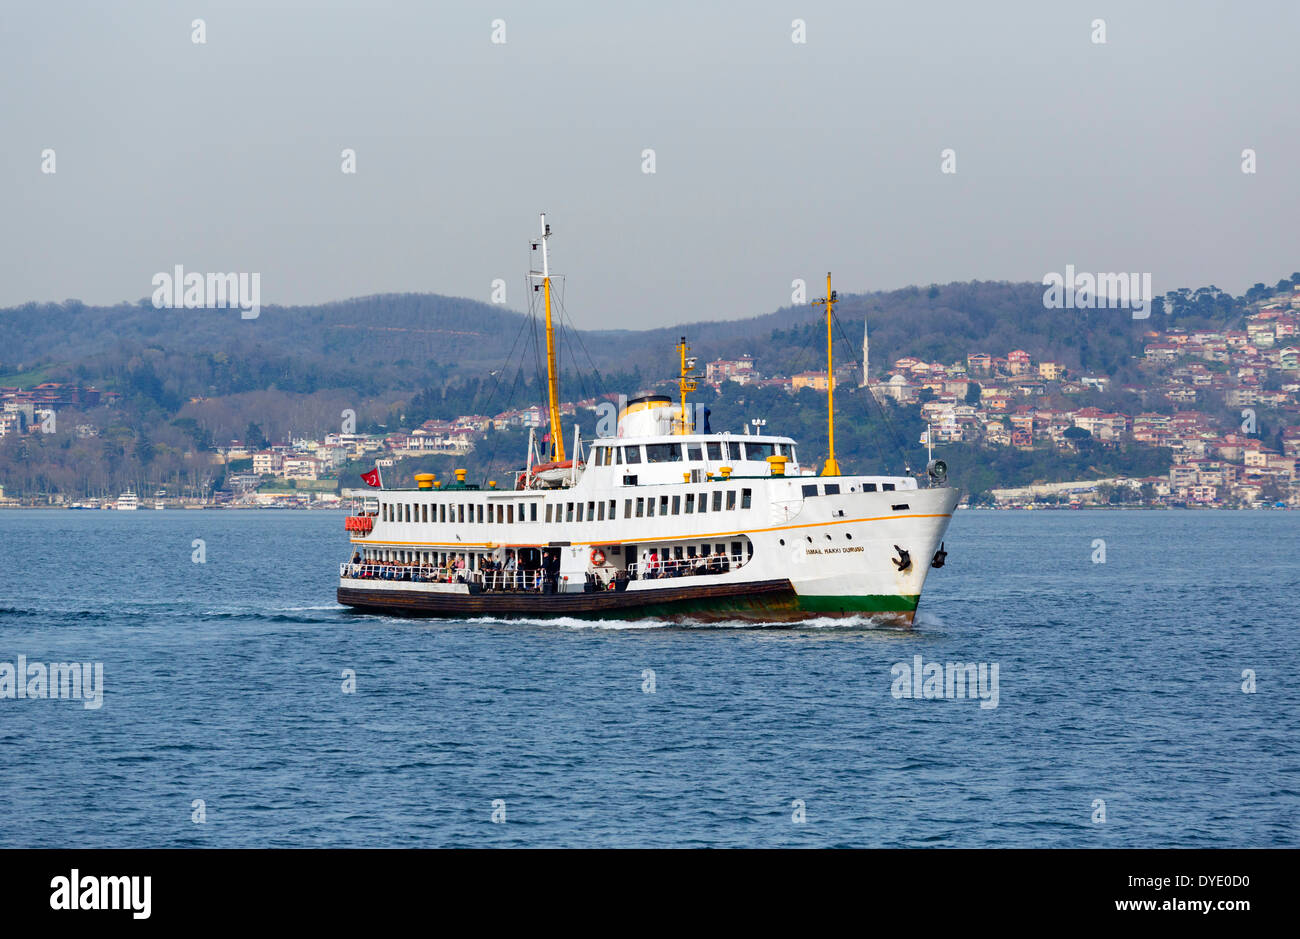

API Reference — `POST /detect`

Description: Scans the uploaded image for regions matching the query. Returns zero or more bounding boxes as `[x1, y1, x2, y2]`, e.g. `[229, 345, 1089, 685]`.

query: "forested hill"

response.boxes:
[0, 276, 1274, 410]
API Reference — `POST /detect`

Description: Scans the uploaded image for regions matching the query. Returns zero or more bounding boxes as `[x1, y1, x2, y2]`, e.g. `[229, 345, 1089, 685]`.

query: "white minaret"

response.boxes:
[860, 318, 869, 387]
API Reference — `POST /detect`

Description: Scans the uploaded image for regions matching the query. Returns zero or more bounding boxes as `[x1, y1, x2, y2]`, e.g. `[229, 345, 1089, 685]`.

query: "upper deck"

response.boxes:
[584, 433, 800, 485]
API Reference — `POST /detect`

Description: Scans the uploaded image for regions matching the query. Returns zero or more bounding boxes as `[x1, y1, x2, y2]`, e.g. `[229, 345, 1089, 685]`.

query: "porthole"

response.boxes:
[845, 533, 853, 540]
[806, 536, 812, 543]
[779, 538, 785, 546]
[825, 534, 832, 541]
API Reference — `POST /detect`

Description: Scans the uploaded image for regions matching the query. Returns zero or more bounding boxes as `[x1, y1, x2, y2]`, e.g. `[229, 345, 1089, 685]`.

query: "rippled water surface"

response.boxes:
[0, 508, 1295, 847]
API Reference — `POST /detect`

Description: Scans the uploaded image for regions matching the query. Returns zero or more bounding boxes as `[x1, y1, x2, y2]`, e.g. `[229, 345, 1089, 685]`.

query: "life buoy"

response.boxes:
[590, 548, 606, 567]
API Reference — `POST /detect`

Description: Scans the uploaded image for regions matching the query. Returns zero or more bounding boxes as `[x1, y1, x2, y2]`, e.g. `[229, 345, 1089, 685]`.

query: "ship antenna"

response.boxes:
[529, 214, 565, 463]
[676, 336, 699, 435]
[811, 272, 841, 476]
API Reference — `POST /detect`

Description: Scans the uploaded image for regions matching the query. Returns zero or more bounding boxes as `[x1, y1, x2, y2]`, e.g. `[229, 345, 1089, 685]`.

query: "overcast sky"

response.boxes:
[2, 0, 1296, 328]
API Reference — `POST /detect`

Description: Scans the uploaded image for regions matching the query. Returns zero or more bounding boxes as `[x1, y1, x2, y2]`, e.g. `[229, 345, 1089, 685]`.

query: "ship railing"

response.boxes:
[625, 552, 747, 581]
[340, 562, 482, 586]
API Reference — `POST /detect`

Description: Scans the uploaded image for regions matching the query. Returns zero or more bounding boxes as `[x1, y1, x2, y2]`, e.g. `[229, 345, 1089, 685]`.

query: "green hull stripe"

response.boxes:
[795, 594, 920, 614]
[600, 592, 920, 621]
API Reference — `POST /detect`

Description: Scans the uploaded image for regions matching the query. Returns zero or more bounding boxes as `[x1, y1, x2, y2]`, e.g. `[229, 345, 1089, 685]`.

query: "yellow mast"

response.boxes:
[536, 214, 565, 463]
[811, 272, 840, 476]
[676, 336, 698, 434]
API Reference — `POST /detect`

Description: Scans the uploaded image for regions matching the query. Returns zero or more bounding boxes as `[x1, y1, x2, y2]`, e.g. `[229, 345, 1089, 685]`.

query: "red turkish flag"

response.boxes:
[360, 467, 381, 488]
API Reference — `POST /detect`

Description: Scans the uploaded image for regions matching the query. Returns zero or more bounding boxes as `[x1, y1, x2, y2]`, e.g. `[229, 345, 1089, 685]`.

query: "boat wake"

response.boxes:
[455, 613, 914, 632]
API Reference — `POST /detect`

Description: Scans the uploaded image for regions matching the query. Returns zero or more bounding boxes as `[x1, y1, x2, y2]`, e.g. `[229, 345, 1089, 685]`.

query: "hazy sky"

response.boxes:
[2, 0, 1297, 328]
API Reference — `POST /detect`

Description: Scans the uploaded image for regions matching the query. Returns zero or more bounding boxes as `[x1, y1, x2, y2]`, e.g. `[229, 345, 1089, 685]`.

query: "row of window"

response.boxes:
[591, 440, 795, 467]
[381, 488, 756, 525]
[801, 481, 895, 497]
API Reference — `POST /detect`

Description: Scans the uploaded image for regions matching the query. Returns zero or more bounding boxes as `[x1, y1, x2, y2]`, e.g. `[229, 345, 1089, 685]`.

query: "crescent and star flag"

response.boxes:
[360, 467, 382, 488]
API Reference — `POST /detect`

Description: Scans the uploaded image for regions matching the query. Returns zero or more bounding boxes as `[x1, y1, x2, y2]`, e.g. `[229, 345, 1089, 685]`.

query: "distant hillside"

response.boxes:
[2, 271, 1293, 499]
[1, 277, 1269, 409]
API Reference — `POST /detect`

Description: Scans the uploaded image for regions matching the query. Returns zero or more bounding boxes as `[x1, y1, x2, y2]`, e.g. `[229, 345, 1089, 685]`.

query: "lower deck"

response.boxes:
[336, 577, 919, 624]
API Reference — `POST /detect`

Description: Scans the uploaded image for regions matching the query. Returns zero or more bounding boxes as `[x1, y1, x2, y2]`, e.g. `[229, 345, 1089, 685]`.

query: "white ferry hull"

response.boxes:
[337, 483, 957, 624]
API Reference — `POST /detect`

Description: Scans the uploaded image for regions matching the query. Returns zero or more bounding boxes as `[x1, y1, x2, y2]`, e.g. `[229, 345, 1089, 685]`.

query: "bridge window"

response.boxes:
[645, 443, 681, 463]
[824, 484, 840, 495]
[802, 484, 818, 497]
[687, 443, 703, 461]
[623, 446, 642, 464]
[864, 483, 877, 492]
[882, 483, 895, 491]
[745, 442, 775, 461]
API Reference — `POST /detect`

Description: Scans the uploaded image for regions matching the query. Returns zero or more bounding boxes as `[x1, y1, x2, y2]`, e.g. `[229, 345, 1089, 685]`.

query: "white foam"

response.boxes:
[455, 614, 908, 631]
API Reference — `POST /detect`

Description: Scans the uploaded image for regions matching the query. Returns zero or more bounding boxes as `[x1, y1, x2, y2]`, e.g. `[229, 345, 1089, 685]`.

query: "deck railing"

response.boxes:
[625, 552, 747, 580]
[340, 551, 749, 591]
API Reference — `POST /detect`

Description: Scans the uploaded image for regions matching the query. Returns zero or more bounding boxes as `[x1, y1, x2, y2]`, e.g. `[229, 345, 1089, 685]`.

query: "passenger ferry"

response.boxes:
[337, 216, 958, 624]
[115, 490, 140, 511]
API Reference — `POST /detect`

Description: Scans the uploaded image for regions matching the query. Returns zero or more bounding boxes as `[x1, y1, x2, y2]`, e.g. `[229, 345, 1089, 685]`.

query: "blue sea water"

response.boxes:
[0, 508, 1295, 848]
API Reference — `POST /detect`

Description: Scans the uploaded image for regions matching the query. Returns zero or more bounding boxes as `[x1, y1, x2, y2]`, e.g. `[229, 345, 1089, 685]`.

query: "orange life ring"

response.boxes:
[590, 548, 606, 566]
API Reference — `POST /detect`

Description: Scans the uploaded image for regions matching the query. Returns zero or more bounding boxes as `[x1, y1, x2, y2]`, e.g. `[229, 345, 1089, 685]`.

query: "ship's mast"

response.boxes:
[811, 272, 840, 476]
[531, 214, 565, 463]
[676, 336, 698, 435]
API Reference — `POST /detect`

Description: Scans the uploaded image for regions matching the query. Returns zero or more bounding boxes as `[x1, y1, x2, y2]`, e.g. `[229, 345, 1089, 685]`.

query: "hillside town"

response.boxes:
[3, 292, 1299, 509]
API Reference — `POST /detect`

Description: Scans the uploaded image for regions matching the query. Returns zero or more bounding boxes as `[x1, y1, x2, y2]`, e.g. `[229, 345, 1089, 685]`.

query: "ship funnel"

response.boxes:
[617, 394, 676, 437]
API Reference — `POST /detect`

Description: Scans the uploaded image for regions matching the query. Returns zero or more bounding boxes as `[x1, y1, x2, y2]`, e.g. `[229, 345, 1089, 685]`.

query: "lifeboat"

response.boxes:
[520, 459, 584, 489]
